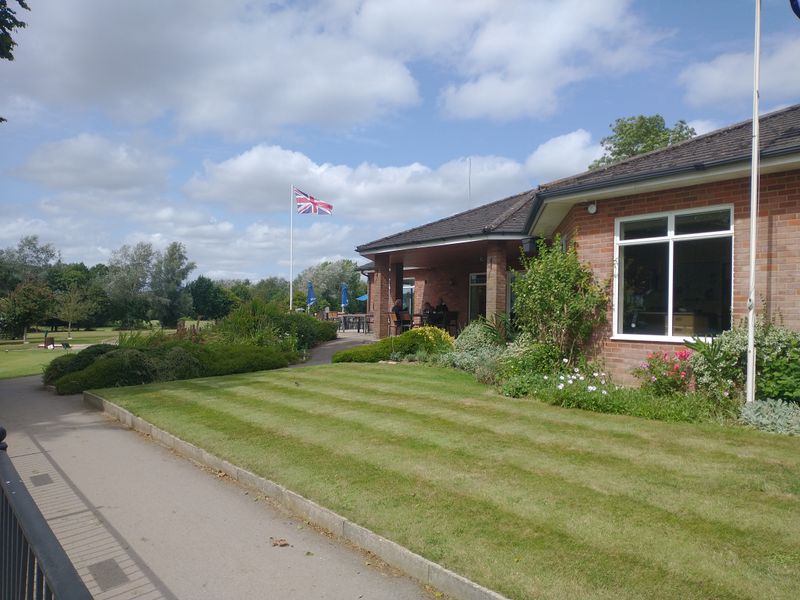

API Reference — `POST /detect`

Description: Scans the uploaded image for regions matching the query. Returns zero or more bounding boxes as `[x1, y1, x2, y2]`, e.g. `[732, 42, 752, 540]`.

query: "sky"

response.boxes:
[2, 0, 799, 281]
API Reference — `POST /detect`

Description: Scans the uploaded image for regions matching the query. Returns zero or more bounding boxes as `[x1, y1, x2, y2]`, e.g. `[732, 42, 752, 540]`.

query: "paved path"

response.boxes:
[0, 333, 433, 600]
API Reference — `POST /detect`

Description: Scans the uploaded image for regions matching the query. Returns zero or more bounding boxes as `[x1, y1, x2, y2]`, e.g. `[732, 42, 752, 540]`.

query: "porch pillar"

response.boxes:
[391, 262, 404, 302]
[486, 242, 507, 321]
[373, 254, 390, 338]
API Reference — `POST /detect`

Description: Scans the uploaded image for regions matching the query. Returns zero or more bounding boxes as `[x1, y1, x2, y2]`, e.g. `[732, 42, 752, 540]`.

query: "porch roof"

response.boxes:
[356, 189, 534, 254]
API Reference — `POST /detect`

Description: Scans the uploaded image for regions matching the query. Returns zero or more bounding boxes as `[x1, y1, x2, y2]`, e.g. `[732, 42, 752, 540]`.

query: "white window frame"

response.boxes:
[612, 204, 734, 342]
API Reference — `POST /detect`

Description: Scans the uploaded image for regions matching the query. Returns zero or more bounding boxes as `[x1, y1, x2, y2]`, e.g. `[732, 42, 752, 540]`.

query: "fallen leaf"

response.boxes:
[270, 537, 290, 547]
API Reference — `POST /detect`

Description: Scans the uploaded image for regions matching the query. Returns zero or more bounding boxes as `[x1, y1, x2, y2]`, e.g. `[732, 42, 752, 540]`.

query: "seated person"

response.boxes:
[391, 298, 412, 329]
[421, 301, 434, 324]
[435, 298, 448, 313]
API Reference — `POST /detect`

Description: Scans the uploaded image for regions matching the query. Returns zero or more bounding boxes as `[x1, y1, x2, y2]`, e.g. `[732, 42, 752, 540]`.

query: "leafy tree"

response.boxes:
[221, 279, 254, 306]
[0, 235, 60, 294]
[512, 236, 608, 362]
[1, 0, 30, 122]
[47, 262, 91, 293]
[150, 242, 196, 327]
[252, 276, 290, 305]
[293, 259, 366, 311]
[55, 284, 92, 338]
[1, 280, 53, 341]
[104, 242, 155, 328]
[589, 115, 696, 170]
[188, 275, 233, 321]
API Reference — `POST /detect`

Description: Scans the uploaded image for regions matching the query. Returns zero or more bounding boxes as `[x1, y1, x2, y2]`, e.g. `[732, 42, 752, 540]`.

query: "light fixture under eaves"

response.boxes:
[587, 202, 597, 215]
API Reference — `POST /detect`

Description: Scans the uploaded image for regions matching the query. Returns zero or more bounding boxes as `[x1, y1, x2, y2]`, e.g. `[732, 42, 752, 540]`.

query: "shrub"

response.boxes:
[740, 398, 800, 436]
[43, 354, 80, 385]
[332, 327, 453, 363]
[496, 335, 562, 381]
[436, 345, 506, 379]
[55, 349, 156, 395]
[453, 320, 504, 353]
[197, 344, 290, 376]
[689, 318, 800, 402]
[148, 345, 203, 382]
[632, 349, 692, 396]
[513, 235, 608, 362]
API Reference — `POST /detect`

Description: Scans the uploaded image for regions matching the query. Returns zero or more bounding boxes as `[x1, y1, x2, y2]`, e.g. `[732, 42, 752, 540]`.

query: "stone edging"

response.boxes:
[83, 391, 510, 600]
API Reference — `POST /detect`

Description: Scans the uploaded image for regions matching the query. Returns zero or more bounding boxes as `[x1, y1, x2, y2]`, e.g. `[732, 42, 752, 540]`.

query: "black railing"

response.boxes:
[0, 426, 92, 600]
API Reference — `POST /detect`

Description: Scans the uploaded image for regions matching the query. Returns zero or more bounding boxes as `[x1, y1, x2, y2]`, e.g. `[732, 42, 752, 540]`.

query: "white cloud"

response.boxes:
[525, 129, 602, 183]
[18, 134, 170, 192]
[678, 36, 800, 109]
[440, 0, 664, 120]
[2, 0, 665, 135]
[185, 144, 531, 221]
[4, 0, 419, 138]
[686, 119, 721, 136]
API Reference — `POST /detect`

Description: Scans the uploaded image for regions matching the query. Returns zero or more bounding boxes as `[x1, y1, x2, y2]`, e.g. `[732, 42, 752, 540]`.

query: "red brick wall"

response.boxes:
[555, 168, 800, 384]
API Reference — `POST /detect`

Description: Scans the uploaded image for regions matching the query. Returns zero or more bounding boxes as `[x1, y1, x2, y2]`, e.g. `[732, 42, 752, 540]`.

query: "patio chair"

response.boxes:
[61, 342, 71, 350]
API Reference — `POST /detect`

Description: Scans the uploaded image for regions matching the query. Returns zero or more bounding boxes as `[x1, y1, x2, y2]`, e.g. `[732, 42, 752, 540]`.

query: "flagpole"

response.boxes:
[289, 184, 294, 311]
[746, 0, 761, 404]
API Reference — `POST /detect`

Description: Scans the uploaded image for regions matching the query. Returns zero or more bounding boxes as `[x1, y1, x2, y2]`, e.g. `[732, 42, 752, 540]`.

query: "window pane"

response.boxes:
[620, 217, 667, 240]
[672, 237, 732, 337]
[618, 242, 669, 335]
[675, 210, 731, 235]
[470, 273, 486, 285]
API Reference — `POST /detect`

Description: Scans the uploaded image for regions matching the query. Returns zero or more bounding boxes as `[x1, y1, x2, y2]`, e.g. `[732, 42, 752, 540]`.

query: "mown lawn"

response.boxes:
[100, 363, 800, 600]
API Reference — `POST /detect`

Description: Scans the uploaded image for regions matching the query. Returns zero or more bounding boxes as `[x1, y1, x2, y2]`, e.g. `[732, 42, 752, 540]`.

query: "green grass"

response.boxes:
[99, 363, 800, 600]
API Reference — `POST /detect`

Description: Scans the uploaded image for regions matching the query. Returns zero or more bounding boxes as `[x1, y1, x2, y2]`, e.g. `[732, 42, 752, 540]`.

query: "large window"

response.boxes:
[615, 207, 733, 339]
[469, 273, 486, 322]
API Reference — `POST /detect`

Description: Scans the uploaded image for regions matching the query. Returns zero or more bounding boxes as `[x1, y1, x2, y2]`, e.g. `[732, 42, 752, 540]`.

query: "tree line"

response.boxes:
[0, 236, 366, 340]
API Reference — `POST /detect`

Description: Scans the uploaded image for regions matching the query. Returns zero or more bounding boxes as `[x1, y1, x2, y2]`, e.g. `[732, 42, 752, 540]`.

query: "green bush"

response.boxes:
[453, 320, 504, 353]
[739, 398, 800, 436]
[436, 345, 506, 378]
[55, 349, 156, 395]
[43, 354, 80, 385]
[213, 299, 336, 350]
[632, 349, 692, 396]
[197, 344, 290, 376]
[689, 318, 800, 402]
[496, 335, 562, 381]
[148, 345, 203, 382]
[332, 327, 453, 363]
[513, 235, 608, 362]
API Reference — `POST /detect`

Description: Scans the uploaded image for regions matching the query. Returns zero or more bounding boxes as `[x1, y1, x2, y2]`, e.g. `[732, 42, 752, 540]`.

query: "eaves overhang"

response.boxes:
[528, 148, 800, 237]
[356, 232, 526, 258]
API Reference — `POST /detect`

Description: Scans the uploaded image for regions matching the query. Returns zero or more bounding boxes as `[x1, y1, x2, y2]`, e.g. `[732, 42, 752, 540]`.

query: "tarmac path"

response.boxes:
[0, 334, 433, 600]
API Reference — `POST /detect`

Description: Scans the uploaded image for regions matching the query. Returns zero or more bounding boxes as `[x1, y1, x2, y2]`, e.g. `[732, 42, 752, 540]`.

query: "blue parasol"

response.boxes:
[341, 283, 349, 311]
[306, 281, 316, 308]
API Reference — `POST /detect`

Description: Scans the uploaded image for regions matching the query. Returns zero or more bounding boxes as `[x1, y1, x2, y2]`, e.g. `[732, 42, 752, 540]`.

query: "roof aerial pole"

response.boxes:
[745, 0, 761, 404]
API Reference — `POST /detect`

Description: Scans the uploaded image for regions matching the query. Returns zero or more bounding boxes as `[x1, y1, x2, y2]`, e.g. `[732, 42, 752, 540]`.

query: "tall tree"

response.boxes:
[1, 280, 53, 341]
[1, 0, 30, 123]
[105, 242, 155, 328]
[189, 276, 233, 321]
[252, 276, 290, 305]
[55, 284, 92, 338]
[0, 235, 60, 294]
[150, 242, 196, 327]
[589, 115, 696, 170]
[293, 259, 366, 310]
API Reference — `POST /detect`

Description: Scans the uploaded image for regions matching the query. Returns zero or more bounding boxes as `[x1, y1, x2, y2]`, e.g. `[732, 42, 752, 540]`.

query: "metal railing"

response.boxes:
[0, 426, 92, 600]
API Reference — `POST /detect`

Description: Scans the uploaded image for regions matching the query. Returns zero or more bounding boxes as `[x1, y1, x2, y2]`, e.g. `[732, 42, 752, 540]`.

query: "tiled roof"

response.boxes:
[537, 104, 800, 198]
[356, 189, 534, 253]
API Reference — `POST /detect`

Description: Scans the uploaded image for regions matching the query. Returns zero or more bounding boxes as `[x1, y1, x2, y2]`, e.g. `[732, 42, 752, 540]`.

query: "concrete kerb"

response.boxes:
[82, 391, 511, 600]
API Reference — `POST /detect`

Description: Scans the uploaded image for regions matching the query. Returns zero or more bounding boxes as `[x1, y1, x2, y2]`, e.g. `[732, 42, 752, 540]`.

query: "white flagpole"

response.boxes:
[289, 184, 294, 311]
[746, 0, 761, 404]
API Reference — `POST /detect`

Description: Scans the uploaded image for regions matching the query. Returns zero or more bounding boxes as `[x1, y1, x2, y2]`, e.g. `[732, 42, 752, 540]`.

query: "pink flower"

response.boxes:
[650, 376, 657, 382]
[680, 372, 686, 379]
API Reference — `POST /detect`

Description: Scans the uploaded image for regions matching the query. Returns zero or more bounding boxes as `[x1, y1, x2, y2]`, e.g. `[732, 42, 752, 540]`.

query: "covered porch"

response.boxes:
[364, 239, 526, 338]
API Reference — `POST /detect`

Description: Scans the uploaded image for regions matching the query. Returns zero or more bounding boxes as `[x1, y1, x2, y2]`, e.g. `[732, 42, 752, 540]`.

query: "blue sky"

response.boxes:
[1, 0, 799, 280]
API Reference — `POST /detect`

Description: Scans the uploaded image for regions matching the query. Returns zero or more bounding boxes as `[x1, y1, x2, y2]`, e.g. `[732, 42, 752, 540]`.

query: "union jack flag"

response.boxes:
[294, 187, 333, 215]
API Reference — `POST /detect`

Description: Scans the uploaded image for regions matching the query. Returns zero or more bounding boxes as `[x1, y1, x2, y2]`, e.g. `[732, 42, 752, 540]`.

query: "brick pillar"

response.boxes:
[486, 242, 507, 321]
[391, 262, 404, 302]
[374, 254, 390, 338]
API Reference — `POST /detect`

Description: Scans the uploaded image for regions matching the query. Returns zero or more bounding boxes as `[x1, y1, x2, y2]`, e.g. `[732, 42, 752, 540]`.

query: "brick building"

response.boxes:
[357, 105, 800, 383]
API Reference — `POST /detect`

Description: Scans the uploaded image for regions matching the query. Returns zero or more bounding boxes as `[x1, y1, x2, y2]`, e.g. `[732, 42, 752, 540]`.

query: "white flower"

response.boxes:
[562, 358, 569, 364]
[559, 375, 565, 381]
[579, 375, 585, 381]
[602, 390, 608, 395]
[593, 372, 599, 377]
[543, 375, 549, 380]
[573, 367, 580, 373]
[557, 383, 564, 390]
[568, 379, 574, 385]
[587, 385, 597, 392]
[600, 380, 606, 385]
